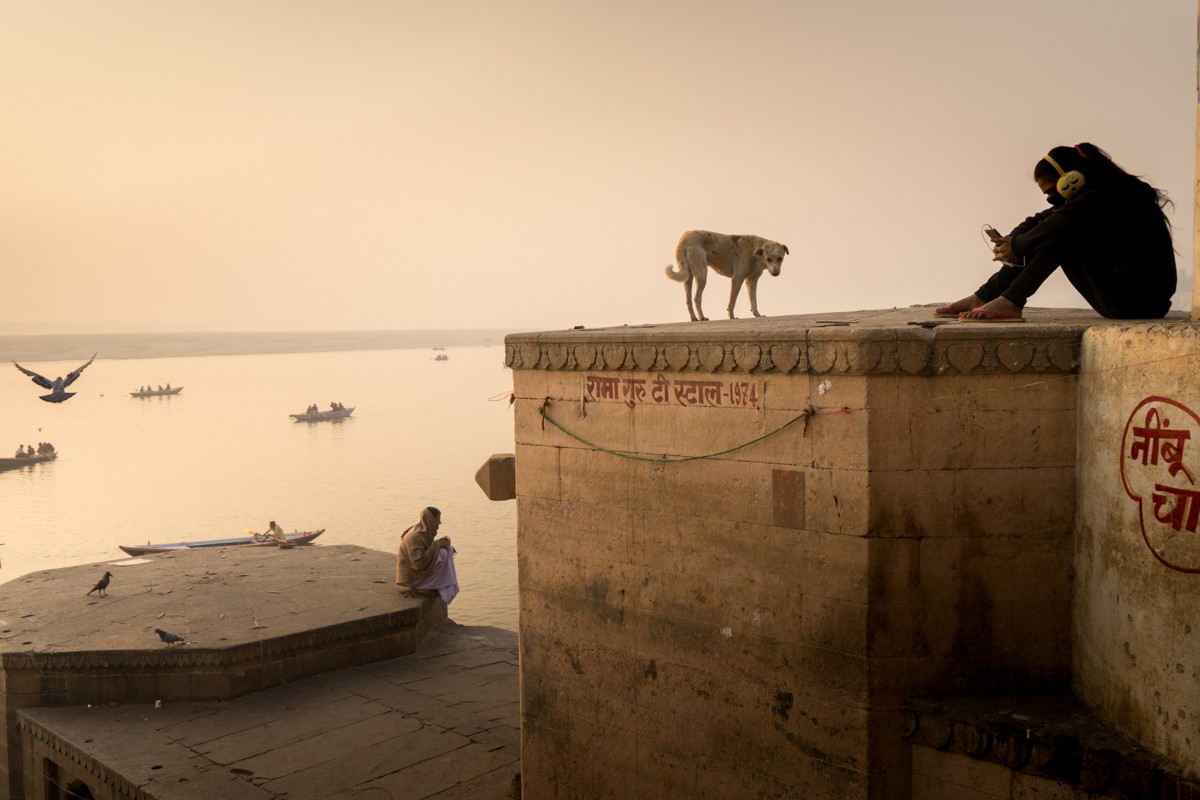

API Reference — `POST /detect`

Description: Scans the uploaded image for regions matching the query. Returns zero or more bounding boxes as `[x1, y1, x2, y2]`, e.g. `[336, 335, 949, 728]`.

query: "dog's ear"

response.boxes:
[783, 245, 790, 255]
[754, 246, 764, 257]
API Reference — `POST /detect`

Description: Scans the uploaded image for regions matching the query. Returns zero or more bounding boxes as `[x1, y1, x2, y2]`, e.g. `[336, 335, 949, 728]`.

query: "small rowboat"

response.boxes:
[290, 406, 354, 422]
[131, 387, 183, 397]
[0, 452, 57, 472]
[119, 528, 324, 556]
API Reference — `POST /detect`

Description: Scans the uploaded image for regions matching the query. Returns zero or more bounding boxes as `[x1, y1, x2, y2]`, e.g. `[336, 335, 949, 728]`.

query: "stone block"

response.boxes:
[908, 406, 1076, 471]
[523, 714, 639, 798]
[1011, 771, 1090, 799]
[802, 594, 869, 656]
[522, 671, 635, 733]
[805, 468, 870, 535]
[509, 368, 555, 402]
[952, 467, 1075, 537]
[867, 537, 921, 606]
[866, 406, 917, 472]
[868, 602, 957, 660]
[631, 654, 869, 769]
[772, 467, 806, 528]
[868, 469, 956, 537]
[916, 536, 1072, 609]
[753, 405, 817, 466]
[636, 515, 868, 605]
[911, 745, 1011, 799]
[811, 405, 870, 470]
[474, 453, 516, 501]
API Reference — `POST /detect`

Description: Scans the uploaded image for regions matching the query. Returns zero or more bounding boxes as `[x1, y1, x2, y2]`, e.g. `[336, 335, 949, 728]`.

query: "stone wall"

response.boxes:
[507, 311, 1091, 799]
[1073, 323, 1200, 779]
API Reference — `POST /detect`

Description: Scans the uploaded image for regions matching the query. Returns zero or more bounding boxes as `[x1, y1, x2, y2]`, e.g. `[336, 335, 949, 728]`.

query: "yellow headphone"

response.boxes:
[1043, 153, 1085, 199]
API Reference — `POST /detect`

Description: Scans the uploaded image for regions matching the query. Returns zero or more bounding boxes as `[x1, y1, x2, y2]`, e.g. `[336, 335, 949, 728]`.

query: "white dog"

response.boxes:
[664, 230, 789, 321]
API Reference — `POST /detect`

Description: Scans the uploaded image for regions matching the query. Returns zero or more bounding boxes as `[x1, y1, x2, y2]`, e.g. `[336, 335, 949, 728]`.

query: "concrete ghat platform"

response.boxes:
[0, 545, 490, 798]
[18, 622, 519, 799]
[0, 545, 444, 700]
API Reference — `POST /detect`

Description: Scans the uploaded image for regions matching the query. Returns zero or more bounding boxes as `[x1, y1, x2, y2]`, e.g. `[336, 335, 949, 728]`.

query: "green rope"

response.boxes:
[537, 403, 816, 462]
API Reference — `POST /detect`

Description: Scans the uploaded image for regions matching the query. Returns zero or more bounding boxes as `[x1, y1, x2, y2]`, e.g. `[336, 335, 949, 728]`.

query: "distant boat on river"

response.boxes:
[0, 451, 57, 472]
[131, 386, 183, 398]
[435, 354, 449, 361]
[290, 405, 354, 422]
[119, 528, 324, 556]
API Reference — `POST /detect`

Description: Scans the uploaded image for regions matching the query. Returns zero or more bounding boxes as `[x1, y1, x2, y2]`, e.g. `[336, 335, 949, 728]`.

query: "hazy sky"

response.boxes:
[2, 1, 1194, 334]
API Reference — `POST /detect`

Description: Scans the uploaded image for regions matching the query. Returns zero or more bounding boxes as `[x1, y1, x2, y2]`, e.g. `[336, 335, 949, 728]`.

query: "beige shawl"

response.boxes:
[396, 507, 448, 586]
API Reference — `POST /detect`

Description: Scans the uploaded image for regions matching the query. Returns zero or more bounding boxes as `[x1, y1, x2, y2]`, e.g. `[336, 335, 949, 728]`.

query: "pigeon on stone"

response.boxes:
[155, 628, 186, 646]
[87, 571, 113, 597]
[13, 353, 97, 403]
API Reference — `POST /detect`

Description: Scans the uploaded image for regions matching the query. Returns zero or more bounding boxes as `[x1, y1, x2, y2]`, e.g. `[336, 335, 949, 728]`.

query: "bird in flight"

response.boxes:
[155, 628, 186, 646]
[13, 353, 96, 403]
[87, 571, 113, 597]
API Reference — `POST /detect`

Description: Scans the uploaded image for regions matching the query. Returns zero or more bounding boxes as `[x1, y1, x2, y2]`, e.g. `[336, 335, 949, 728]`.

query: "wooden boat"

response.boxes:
[119, 528, 324, 556]
[0, 452, 57, 472]
[131, 386, 183, 397]
[290, 406, 355, 422]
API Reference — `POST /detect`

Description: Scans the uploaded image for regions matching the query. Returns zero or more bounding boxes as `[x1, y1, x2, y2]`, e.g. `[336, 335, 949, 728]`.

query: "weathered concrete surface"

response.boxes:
[19, 621, 519, 799]
[0, 545, 449, 799]
[505, 306, 1191, 800]
[1074, 323, 1200, 779]
[0, 545, 432, 656]
[906, 693, 1200, 799]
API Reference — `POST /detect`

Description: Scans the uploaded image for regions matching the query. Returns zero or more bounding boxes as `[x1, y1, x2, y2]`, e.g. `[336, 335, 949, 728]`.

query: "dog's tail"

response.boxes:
[664, 264, 687, 283]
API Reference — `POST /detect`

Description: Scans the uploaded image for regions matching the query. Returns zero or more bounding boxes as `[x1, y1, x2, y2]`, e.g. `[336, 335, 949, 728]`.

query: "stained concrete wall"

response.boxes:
[508, 311, 1093, 799]
[1074, 323, 1200, 779]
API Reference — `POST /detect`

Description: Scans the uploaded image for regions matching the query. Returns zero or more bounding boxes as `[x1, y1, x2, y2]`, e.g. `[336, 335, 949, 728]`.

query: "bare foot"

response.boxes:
[958, 296, 1023, 321]
[934, 294, 981, 316]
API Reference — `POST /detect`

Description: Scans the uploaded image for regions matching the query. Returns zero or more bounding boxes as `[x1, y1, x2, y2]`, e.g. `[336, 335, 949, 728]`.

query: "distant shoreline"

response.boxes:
[0, 329, 514, 363]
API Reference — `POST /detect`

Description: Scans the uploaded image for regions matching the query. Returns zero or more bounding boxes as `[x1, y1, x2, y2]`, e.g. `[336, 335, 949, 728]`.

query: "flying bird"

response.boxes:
[155, 628, 186, 646]
[13, 353, 97, 403]
[87, 571, 113, 597]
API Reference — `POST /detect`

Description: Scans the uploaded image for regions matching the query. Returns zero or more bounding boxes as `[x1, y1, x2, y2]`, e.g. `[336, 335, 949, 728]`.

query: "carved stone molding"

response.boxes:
[505, 329, 1084, 377]
[0, 610, 419, 673]
[20, 715, 140, 799]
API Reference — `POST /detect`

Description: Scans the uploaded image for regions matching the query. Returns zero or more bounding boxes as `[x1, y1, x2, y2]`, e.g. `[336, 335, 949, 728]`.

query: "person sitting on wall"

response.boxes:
[396, 506, 459, 604]
[935, 143, 1176, 323]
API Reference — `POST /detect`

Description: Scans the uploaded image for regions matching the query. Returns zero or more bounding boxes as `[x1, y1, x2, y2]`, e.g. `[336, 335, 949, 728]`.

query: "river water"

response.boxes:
[0, 333, 519, 630]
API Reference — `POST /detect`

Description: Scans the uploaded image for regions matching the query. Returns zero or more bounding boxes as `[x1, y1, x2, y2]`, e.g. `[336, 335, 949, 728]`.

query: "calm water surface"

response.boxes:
[0, 341, 519, 630]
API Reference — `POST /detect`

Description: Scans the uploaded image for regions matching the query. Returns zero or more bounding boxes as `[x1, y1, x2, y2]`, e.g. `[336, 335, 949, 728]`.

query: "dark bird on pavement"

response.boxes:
[155, 628, 186, 646]
[13, 353, 97, 403]
[87, 571, 113, 596]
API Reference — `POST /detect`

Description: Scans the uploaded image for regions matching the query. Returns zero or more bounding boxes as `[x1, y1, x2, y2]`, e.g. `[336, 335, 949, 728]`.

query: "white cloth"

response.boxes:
[409, 547, 459, 604]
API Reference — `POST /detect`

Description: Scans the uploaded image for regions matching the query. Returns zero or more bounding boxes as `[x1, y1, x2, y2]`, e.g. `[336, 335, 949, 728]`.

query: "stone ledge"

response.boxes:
[505, 308, 1190, 376]
[17, 622, 520, 800]
[904, 693, 1200, 797]
[0, 545, 444, 702]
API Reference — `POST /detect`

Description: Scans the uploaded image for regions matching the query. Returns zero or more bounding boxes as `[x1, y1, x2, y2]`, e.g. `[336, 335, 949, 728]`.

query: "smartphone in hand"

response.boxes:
[984, 225, 1004, 242]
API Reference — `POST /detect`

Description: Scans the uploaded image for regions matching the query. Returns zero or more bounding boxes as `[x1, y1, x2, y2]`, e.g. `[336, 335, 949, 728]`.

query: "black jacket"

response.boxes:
[1008, 174, 1176, 313]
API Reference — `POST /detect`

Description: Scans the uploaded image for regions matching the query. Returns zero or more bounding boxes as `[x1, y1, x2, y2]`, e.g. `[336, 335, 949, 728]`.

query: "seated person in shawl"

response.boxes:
[396, 506, 459, 604]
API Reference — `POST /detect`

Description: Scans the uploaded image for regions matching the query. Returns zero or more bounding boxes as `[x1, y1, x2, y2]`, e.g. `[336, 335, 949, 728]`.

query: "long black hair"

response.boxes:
[1035, 143, 1173, 222]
